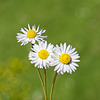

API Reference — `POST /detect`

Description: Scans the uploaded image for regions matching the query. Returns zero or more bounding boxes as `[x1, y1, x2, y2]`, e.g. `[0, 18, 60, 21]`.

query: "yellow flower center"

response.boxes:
[27, 30, 37, 38]
[38, 50, 49, 59]
[60, 53, 71, 64]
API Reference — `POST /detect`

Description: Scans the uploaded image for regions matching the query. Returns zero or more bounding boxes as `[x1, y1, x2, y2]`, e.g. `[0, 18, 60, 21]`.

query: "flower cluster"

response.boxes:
[16, 24, 80, 74]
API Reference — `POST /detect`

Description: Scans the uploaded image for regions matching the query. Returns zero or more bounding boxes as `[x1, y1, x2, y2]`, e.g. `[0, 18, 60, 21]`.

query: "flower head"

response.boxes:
[51, 43, 80, 74]
[29, 41, 53, 69]
[16, 24, 47, 46]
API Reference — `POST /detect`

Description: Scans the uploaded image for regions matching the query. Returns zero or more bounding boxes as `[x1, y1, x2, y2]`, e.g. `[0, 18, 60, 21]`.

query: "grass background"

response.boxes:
[0, 0, 100, 100]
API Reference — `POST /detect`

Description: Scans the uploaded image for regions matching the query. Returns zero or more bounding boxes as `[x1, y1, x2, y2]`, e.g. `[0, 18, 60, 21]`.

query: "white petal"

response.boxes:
[54, 63, 61, 71]
[36, 25, 40, 32]
[71, 51, 77, 56]
[28, 24, 31, 30]
[50, 60, 60, 66]
[66, 45, 71, 53]
[42, 30, 46, 33]
[40, 65, 43, 68]
[43, 60, 46, 68]
[31, 39, 35, 44]
[57, 63, 63, 73]
[51, 53, 59, 60]
[31, 58, 39, 64]
[39, 35, 47, 39]
[63, 43, 67, 53]
[35, 61, 40, 67]
[47, 44, 53, 52]
[72, 60, 80, 62]
[37, 29, 43, 35]
[32, 25, 36, 31]
[24, 27, 28, 32]
[72, 55, 80, 60]
[39, 60, 43, 68]
[17, 37, 27, 42]
[20, 28, 27, 34]
[29, 57, 38, 61]
[17, 33, 26, 36]
[60, 43, 64, 53]
[29, 52, 38, 57]
[32, 44, 40, 52]
[68, 48, 76, 54]
[43, 41, 47, 49]
[70, 64, 76, 72]
[60, 64, 64, 74]
[66, 65, 71, 73]
[38, 42, 43, 50]
[72, 62, 79, 67]
[63, 65, 67, 73]
[55, 45, 62, 55]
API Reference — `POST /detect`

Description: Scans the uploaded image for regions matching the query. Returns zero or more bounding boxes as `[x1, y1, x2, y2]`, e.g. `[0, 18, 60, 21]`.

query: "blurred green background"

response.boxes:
[0, 0, 100, 100]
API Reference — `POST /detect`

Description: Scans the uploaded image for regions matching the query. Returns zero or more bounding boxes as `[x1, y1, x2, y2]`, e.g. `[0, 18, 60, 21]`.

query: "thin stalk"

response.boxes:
[44, 68, 47, 100]
[50, 72, 58, 100]
[37, 68, 44, 89]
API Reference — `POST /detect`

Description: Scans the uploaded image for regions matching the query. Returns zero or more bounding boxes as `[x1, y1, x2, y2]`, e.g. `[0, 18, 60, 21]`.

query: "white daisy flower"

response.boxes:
[29, 41, 54, 69]
[16, 24, 47, 46]
[51, 43, 80, 74]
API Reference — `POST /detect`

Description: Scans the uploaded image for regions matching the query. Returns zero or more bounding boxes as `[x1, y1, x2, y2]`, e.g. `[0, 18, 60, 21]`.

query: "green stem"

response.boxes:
[50, 72, 58, 100]
[37, 68, 44, 89]
[44, 68, 47, 100]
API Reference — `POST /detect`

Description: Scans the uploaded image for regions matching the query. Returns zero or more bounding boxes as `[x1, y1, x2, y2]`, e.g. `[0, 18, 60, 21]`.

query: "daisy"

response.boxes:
[16, 24, 47, 46]
[51, 43, 80, 74]
[29, 41, 54, 69]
